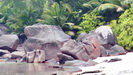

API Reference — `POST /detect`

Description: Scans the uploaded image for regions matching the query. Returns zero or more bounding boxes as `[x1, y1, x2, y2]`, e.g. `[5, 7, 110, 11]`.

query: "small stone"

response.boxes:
[108, 58, 122, 62]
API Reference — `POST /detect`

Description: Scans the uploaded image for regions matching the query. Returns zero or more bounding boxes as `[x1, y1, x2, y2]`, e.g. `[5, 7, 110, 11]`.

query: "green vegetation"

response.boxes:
[0, 0, 45, 33]
[0, 0, 133, 50]
[79, 12, 104, 33]
[110, 8, 133, 50]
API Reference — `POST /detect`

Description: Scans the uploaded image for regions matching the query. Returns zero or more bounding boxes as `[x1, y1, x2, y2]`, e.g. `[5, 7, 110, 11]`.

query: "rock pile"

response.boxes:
[58, 26, 126, 64]
[24, 24, 70, 61]
[0, 24, 126, 65]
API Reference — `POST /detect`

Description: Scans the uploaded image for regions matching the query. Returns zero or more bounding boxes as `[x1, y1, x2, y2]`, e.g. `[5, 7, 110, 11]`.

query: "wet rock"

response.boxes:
[27, 51, 35, 63]
[2, 51, 26, 62]
[0, 49, 10, 56]
[108, 58, 122, 62]
[64, 60, 94, 67]
[0, 35, 19, 51]
[57, 53, 75, 65]
[81, 70, 102, 74]
[110, 45, 126, 55]
[45, 59, 61, 68]
[2, 53, 12, 59]
[24, 24, 70, 60]
[45, 59, 58, 65]
[26, 49, 45, 63]
[34, 49, 45, 63]
[10, 51, 25, 59]
[0, 46, 17, 53]
[95, 26, 118, 49]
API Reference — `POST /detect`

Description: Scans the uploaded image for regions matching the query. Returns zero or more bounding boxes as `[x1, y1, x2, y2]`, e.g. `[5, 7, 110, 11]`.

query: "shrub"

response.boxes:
[110, 7, 133, 50]
[79, 13, 104, 33]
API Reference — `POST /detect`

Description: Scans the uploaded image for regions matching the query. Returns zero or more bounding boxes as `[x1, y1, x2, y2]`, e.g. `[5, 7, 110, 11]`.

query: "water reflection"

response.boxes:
[0, 62, 69, 75]
[28, 63, 46, 72]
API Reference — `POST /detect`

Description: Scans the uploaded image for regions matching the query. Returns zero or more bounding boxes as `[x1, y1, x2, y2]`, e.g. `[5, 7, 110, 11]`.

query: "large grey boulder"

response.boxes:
[60, 39, 89, 61]
[95, 26, 118, 49]
[0, 35, 19, 52]
[24, 24, 70, 41]
[24, 24, 71, 60]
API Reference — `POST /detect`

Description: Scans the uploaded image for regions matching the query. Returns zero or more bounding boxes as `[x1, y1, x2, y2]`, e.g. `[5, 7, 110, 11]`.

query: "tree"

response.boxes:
[53, 0, 90, 11]
[37, 2, 82, 27]
[83, 0, 133, 22]
[0, 0, 45, 33]
[37, 2, 67, 26]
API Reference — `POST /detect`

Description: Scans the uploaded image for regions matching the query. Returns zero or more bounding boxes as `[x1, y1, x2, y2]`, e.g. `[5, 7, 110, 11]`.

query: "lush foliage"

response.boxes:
[79, 13, 104, 33]
[37, 2, 67, 26]
[83, 0, 133, 22]
[53, 0, 90, 11]
[0, 0, 133, 50]
[37, 1, 81, 26]
[110, 8, 133, 50]
[0, 0, 45, 33]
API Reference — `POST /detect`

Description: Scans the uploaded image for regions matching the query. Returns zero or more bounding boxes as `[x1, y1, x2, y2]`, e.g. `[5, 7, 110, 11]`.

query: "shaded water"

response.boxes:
[0, 62, 75, 75]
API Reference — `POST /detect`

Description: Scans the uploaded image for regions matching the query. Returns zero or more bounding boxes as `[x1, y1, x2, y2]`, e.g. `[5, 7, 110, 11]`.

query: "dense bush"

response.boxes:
[0, 0, 45, 33]
[110, 7, 133, 50]
[53, 0, 90, 11]
[79, 13, 104, 33]
[37, 1, 82, 27]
